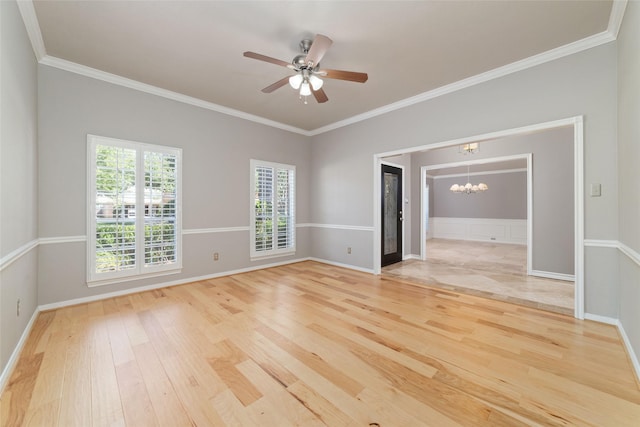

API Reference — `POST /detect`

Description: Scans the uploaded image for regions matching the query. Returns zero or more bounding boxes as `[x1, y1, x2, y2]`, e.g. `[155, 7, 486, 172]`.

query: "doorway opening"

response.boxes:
[373, 117, 584, 318]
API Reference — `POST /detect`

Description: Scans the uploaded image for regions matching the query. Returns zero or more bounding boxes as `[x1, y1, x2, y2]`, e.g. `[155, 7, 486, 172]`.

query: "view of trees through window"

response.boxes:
[93, 141, 178, 277]
[252, 161, 295, 257]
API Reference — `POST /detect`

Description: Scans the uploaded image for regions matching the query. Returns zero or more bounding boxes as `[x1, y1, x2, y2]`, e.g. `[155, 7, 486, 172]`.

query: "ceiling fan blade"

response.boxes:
[319, 69, 368, 83]
[305, 34, 333, 67]
[312, 87, 329, 103]
[243, 51, 291, 68]
[261, 76, 290, 93]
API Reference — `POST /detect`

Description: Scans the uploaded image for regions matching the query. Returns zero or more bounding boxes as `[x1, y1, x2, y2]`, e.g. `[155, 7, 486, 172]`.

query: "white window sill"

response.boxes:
[250, 250, 296, 262]
[87, 267, 182, 288]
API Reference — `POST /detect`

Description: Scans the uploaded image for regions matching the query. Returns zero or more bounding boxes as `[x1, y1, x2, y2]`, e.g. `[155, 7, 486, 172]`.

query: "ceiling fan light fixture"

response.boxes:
[309, 74, 324, 91]
[289, 74, 303, 89]
[300, 81, 312, 96]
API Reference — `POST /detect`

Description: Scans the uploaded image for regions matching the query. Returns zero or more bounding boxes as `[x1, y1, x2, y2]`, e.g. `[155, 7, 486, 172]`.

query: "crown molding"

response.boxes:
[16, 0, 45, 60]
[608, 0, 629, 38]
[18, 1, 626, 137]
[38, 55, 311, 136]
[433, 168, 527, 180]
[308, 30, 617, 136]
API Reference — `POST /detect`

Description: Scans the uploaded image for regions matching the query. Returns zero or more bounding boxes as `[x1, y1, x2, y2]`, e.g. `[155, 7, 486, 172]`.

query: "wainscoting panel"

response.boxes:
[431, 217, 527, 244]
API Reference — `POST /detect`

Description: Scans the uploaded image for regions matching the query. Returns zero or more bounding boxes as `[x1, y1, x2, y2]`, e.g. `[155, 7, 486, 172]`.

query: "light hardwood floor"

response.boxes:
[2, 261, 639, 426]
[384, 239, 575, 315]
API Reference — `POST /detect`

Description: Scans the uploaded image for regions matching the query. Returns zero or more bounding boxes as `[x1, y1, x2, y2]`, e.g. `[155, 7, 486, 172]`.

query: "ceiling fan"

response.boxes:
[243, 34, 368, 104]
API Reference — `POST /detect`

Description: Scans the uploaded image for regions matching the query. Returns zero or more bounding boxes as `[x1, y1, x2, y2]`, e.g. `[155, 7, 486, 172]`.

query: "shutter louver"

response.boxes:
[250, 160, 295, 258]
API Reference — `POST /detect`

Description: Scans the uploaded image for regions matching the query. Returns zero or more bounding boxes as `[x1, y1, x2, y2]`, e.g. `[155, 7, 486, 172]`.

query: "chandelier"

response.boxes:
[450, 165, 488, 194]
[460, 142, 479, 154]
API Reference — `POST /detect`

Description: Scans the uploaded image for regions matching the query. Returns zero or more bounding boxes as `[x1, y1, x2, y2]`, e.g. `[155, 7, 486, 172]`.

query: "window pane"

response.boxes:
[276, 169, 295, 249]
[255, 166, 273, 252]
[95, 145, 137, 273]
[90, 136, 181, 283]
[144, 151, 177, 266]
[251, 160, 295, 258]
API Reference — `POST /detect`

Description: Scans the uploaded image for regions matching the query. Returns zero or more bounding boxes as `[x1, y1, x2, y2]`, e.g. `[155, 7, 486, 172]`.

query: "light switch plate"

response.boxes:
[590, 183, 601, 197]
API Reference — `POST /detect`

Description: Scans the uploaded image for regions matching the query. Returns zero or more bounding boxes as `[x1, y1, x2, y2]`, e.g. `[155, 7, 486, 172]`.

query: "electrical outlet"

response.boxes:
[347, 247, 352, 254]
[17, 298, 20, 317]
[213, 252, 219, 261]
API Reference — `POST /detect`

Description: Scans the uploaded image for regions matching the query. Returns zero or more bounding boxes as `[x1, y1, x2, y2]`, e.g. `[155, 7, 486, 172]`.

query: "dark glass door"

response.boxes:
[381, 164, 403, 267]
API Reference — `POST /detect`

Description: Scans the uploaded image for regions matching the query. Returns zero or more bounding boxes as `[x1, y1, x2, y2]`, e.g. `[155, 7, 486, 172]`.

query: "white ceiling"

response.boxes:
[27, 1, 618, 134]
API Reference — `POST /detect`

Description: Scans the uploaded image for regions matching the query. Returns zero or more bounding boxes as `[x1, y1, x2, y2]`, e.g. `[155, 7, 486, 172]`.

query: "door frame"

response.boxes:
[372, 116, 584, 319]
[380, 161, 405, 266]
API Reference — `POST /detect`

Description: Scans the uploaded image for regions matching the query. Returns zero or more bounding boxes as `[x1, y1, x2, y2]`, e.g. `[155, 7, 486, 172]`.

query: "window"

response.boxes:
[250, 159, 295, 259]
[88, 135, 181, 285]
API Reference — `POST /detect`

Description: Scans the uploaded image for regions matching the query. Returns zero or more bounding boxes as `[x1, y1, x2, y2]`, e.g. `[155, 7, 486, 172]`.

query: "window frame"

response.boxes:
[249, 159, 296, 260]
[87, 134, 182, 286]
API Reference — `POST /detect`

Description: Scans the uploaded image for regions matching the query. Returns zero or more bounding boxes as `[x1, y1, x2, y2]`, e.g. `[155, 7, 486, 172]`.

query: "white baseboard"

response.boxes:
[307, 257, 375, 274]
[39, 257, 313, 311]
[584, 313, 618, 325]
[585, 313, 640, 383]
[618, 320, 640, 384]
[529, 269, 575, 282]
[0, 308, 40, 394]
[403, 254, 421, 261]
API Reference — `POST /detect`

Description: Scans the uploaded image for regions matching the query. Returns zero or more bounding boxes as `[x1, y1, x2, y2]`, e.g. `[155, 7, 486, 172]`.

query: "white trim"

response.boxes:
[38, 256, 373, 311]
[608, 0, 629, 38]
[39, 235, 87, 244]
[618, 319, 640, 384]
[0, 308, 39, 394]
[529, 270, 575, 282]
[86, 135, 183, 284]
[0, 239, 38, 272]
[526, 154, 534, 278]
[39, 56, 310, 136]
[574, 117, 585, 319]
[304, 223, 374, 232]
[39, 257, 310, 311]
[584, 313, 640, 384]
[403, 254, 421, 261]
[618, 242, 640, 268]
[183, 226, 249, 235]
[377, 117, 579, 159]
[309, 32, 616, 136]
[18, 1, 625, 136]
[432, 168, 527, 180]
[584, 313, 618, 325]
[87, 268, 182, 288]
[249, 159, 296, 260]
[15, 0, 46, 60]
[307, 257, 375, 274]
[420, 171, 429, 261]
[584, 239, 620, 248]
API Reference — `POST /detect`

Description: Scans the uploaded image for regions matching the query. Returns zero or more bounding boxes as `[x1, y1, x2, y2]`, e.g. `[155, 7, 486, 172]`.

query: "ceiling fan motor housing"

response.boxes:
[293, 39, 318, 71]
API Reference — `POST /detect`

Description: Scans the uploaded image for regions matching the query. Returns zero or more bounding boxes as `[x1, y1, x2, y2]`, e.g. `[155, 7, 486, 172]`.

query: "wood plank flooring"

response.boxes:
[2, 261, 639, 426]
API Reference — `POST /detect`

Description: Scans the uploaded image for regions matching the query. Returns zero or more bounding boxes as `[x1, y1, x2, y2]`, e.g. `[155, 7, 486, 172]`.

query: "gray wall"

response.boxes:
[411, 127, 574, 275]
[0, 0, 39, 377]
[433, 171, 527, 219]
[310, 42, 617, 315]
[617, 1, 640, 377]
[37, 66, 311, 305]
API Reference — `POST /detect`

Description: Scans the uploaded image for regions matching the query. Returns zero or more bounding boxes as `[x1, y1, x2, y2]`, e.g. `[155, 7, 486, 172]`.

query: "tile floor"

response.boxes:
[383, 239, 575, 315]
